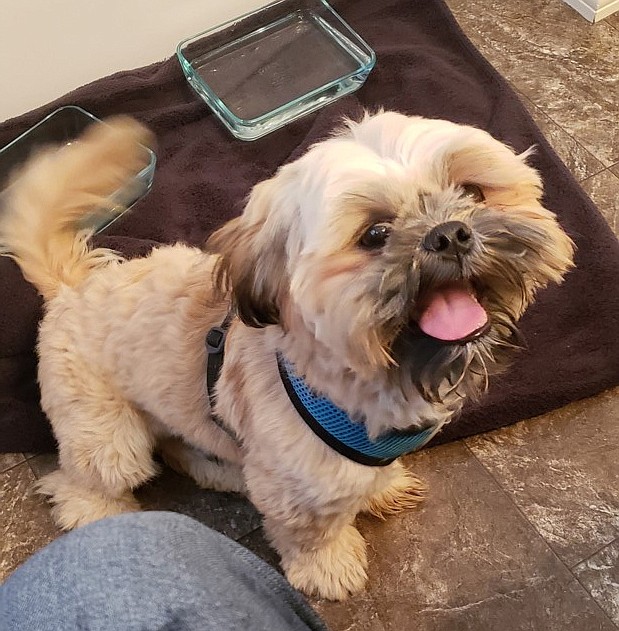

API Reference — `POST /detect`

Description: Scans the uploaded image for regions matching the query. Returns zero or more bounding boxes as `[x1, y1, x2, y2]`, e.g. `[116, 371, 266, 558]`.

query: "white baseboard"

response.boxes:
[562, 0, 619, 22]
[597, 0, 619, 20]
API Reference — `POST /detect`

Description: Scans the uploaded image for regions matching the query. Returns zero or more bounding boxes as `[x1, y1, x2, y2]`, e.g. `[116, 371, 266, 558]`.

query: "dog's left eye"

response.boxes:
[359, 223, 392, 249]
[462, 184, 485, 203]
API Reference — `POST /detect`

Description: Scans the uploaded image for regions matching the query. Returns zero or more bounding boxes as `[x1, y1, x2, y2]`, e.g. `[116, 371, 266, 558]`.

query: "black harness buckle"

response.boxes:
[206, 326, 227, 355]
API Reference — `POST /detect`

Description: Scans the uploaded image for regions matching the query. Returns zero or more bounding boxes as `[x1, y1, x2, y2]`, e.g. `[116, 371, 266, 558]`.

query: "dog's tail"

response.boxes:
[0, 117, 153, 300]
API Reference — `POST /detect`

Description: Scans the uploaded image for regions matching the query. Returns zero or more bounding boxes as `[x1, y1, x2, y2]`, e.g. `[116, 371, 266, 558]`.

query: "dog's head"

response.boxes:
[208, 112, 574, 403]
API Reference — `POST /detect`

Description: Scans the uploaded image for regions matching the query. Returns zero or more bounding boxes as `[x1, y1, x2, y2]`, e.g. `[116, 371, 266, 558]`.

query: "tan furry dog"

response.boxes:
[0, 112, 574, 600]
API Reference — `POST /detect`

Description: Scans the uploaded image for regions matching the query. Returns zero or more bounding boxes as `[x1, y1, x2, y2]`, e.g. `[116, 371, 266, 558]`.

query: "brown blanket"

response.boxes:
[1, 0, 618, 453]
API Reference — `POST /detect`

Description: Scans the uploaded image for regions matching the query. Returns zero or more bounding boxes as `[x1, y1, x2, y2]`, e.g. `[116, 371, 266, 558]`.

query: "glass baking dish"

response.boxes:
[0, 106, 156, 234]
[177, 0, 376, 141]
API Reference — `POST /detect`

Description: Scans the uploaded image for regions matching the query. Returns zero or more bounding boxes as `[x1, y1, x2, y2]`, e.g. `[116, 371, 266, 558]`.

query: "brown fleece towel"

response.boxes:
[0, 0, 617, 452]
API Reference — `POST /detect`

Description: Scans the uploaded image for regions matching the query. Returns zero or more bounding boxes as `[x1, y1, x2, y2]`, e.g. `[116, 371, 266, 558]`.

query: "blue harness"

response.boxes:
[276, 354, 439, 466]
[205, 318, 439, 467]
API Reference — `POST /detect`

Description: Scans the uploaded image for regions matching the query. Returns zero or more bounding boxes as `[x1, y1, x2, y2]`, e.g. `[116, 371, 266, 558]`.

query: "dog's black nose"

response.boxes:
[422, 221, 473, 255]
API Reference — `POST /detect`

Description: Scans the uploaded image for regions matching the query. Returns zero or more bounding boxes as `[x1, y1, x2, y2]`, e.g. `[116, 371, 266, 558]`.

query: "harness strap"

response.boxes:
[205, 312, 238, 441]
[205, 315, 440, 465]
[277, 353, 440, 466]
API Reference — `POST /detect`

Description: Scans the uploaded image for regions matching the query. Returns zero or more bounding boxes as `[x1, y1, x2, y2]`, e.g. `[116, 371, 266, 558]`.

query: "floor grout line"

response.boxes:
[571, 552, 619, 630]
[508, 83, 609, 182]
[578, 166, 611, 183]
[463, 441, 619, 628]
[235, 524, 262, 543]
[0, 457, 27, 476]
[462, 440, 577, 562]
[580, 166, 616, 185]
[23, 452, 42, 461]
[26, 458, 41, 480]
[570, 536, 619, 570]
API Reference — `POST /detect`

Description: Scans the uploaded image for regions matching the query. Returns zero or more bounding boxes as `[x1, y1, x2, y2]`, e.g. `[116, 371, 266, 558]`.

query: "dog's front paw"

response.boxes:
[37, 470, 141, 530]
[282, 525, 368, 601]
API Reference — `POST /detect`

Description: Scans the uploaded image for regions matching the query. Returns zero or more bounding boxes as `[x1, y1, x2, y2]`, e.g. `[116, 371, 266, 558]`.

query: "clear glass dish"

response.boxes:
[177, 0, 376, 141]
[0, 106, 156, 234]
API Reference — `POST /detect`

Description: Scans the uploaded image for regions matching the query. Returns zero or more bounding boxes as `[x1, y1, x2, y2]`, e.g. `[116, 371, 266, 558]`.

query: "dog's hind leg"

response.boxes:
[362, 460, 426, 519]
[38, 372, 159, 530]
[158, 436, 246, 494]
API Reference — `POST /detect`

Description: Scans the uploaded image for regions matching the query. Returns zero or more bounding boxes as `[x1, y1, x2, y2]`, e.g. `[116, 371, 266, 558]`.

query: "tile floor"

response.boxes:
[1, 0, 618, 629]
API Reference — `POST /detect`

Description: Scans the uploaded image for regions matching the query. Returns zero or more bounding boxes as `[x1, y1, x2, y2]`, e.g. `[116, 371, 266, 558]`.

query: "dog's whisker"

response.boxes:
[474, 349, 490, 392]
[444, 349, 474, 396]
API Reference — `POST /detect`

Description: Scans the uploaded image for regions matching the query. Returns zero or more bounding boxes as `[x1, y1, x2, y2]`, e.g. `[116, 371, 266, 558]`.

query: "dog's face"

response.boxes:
[208, 112, 574, 404]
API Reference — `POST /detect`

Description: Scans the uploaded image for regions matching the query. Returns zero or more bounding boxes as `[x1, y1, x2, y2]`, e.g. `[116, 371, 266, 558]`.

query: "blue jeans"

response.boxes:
[0, 511, 328, 631]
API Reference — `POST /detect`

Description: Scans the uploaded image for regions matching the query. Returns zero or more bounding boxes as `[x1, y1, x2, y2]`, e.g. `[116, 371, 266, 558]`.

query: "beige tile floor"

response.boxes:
[1, 0, 618, 629]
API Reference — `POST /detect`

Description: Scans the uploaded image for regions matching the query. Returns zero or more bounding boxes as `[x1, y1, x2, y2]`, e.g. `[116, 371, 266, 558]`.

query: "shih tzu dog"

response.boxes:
[0, 112, 574, 600]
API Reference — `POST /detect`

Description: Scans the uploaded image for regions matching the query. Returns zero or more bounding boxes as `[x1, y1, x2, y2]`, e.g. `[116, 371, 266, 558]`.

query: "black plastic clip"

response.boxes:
[206, 326, 227, 355]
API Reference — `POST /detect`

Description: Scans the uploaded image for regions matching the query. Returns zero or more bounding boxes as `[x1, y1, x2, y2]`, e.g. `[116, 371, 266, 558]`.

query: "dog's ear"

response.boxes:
[207, 178, 291, 328]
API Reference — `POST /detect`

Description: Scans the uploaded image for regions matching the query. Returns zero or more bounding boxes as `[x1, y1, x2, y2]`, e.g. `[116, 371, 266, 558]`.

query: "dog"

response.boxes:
[0, 112, 574, 600]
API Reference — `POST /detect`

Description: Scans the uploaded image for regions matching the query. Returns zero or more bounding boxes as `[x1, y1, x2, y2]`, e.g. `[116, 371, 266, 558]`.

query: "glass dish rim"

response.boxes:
[176, 0, 376, 129]
[0, 105, 156, 182]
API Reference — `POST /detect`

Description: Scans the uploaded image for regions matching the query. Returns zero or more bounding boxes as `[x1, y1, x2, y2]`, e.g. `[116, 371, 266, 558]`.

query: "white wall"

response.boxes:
[0, 0, 271, 123]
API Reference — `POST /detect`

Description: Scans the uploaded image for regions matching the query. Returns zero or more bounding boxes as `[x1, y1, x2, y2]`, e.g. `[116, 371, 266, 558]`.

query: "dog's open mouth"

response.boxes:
[414, 280, 490, 344]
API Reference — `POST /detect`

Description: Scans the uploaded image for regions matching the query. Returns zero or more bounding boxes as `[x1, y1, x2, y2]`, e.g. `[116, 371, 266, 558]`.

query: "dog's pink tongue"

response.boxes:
[418, 285, 488, 341]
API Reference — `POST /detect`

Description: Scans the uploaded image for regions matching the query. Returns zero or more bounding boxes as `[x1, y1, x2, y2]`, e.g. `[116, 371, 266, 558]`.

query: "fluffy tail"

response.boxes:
[0, 117, 153, 300]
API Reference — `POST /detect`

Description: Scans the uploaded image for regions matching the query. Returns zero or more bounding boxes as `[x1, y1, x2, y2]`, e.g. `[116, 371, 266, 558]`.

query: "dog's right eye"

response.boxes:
[359, 223, 392, 249]
[461, 183, 485, 203]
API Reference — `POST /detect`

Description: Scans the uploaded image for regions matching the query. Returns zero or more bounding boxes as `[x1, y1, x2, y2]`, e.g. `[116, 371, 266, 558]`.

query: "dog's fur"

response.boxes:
[0, 112, 574, 600]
